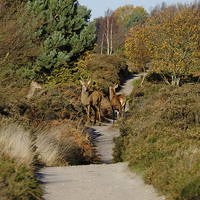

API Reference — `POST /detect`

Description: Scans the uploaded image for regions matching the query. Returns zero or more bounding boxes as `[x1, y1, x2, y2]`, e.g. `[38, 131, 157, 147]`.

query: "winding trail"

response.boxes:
[38, 73, 165, 200]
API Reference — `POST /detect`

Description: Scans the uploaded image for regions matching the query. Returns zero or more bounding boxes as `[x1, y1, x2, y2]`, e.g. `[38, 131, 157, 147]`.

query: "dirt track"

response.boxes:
[38, 73, 165, 200]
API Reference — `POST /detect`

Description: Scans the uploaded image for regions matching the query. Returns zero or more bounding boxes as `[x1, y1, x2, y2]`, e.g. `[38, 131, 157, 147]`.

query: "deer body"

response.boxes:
[26, 80, 42, 100]
[80, 79, 102, 126]
[109, 84, 126, 123]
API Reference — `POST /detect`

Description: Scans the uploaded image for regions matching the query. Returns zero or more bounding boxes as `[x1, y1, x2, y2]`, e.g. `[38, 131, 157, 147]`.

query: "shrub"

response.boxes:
[86, 52, 129, 94]
[0, 155, 43, 200]
[113, 81, 200, 199]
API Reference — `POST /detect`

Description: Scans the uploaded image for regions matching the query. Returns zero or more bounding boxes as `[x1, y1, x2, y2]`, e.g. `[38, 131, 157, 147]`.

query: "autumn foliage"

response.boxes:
[114, 4, 147, 24]
[125, 6, 200, 84]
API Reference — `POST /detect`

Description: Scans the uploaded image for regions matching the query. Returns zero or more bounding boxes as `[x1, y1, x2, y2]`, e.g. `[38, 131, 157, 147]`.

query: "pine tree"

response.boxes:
[27, 0, 96, 75]
[125, 12, 147, 31]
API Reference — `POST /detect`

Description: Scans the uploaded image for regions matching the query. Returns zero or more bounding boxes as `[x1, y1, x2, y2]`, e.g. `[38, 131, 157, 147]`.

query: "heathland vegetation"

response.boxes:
[113, 2, 200, 200]
[1, 0, 200, 199]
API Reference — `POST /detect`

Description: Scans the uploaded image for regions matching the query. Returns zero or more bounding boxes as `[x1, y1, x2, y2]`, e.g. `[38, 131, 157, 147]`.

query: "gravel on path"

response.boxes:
[39, 162, 164, 200]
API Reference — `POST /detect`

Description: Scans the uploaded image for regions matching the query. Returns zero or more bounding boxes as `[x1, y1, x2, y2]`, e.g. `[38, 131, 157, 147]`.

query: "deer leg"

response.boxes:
[87, 105, 90, 125]
[94, 107, 97, 125]
[123, 103, 126, 117]
[112, 107, 115, 124]
[98, 103, 101, 126]
[119, 107, 122, 118]
[122, 106, 124, 117]
[116, 111, 119, 119]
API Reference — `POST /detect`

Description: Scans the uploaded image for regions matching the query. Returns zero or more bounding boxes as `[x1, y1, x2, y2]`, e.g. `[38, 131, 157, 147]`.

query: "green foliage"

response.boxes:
[125, 12, 147, 31]
[27, 0, 96, 77]
[113, 82, 200, 199]
[181, 177, 200, 200]
[132, 78, 142, 86]
[114, 4, 147, 24]
[0, 155, 43, 200]
[44, 50, 94, 86]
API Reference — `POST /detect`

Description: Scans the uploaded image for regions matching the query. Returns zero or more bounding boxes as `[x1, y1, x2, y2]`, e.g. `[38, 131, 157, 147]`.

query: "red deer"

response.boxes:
[109, 84, 126, 123]
[26, 80, 42, 100]
[80, 77, 102, 126]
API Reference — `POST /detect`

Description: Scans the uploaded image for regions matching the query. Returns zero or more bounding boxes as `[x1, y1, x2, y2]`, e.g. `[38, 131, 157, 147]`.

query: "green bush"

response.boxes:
[181, 177, 200, 200]
[0, 155, 43, 200]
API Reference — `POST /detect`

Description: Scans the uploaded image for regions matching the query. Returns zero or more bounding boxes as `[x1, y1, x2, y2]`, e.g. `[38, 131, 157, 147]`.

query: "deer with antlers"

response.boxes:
[109, 84, 126, 123]
[80, 77, 102, 126]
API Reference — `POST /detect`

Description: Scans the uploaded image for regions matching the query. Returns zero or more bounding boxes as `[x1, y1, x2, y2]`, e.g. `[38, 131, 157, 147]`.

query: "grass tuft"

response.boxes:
[0, 121, 35, 166]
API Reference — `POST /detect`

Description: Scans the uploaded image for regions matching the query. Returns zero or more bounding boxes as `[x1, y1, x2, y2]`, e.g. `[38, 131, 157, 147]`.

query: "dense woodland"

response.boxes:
[1, 0, 200, 199]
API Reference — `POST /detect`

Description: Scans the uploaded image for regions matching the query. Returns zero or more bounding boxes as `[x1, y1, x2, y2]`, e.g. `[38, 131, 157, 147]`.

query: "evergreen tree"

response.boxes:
[27, 0, 96, 75]
[125, 12, 147, 31]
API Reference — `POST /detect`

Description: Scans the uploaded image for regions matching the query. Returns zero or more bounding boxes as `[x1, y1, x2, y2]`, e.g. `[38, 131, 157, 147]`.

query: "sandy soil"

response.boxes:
[38, 73, 165, 200]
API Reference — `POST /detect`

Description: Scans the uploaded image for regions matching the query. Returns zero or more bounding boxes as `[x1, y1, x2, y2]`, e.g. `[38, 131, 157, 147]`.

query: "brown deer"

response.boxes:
[26, 80, 42, 100]
[80, 77, 102, 126]
[109, 84, 126, 123]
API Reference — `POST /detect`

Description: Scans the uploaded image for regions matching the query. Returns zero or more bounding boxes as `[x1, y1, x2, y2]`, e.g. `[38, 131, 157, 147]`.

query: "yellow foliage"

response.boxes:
[114, 4, 147, 24]
[125, 7, 200, 83]
[125, 23, 151, 70]
[44, 50, 94, 86]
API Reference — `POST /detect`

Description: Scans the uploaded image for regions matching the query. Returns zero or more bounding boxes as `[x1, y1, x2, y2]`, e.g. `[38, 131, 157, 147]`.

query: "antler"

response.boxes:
[80, 75, 90, 81]
[80, 75, 84, 81]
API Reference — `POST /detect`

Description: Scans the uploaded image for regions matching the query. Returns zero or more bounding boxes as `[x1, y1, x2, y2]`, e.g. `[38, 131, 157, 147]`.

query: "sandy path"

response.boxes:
[38, 73, 165, 200]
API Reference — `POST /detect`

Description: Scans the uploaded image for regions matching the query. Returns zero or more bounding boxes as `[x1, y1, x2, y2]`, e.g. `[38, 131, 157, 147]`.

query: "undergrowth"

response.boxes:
[113, 75, 200, 200]
[0, 155, 43, 200]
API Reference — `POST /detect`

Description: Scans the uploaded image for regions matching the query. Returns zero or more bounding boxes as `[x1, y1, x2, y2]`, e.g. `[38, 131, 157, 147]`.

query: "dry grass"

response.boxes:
[0, 120, 35, 166]
[0, 117, 97, 167]
[34, 119, 97, 166]
[35, 129, 75, 166]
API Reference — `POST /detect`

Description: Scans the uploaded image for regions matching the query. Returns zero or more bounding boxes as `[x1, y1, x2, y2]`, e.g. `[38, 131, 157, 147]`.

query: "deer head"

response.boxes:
[80, 76, 91, 92]
[80, 76, 102, 126]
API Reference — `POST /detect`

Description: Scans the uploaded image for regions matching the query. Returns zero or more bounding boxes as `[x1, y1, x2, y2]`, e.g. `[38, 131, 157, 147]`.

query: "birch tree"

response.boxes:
[95, 9, 124, 54]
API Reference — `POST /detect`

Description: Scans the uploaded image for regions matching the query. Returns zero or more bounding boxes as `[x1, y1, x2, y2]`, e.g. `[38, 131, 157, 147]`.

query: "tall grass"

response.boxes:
[0, 122, 35, 166]
[35, 125, 76, 166]
[0, 121, 42, 199]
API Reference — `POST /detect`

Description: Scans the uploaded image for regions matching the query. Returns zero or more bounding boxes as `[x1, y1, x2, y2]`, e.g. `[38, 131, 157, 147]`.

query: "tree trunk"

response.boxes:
[110, 20, 113, 54]
[106, 17, 110, 55]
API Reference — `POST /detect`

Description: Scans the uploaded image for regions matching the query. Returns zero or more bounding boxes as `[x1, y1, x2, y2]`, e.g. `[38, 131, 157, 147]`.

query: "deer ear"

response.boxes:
[115, 84, 118, 89]
[80, 80, 83, 85]
[88, 80, 91, 85]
